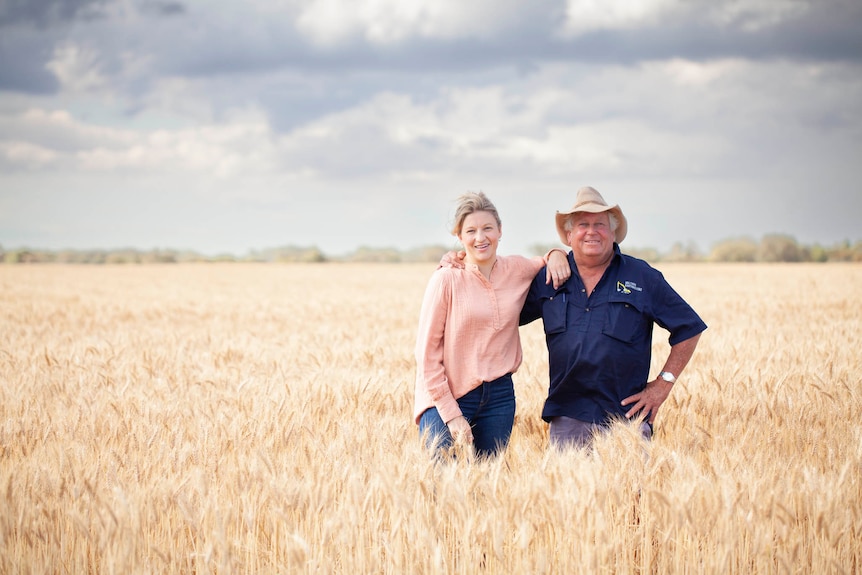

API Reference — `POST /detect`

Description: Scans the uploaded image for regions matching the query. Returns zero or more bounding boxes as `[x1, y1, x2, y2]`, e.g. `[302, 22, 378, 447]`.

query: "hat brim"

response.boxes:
[555, 204, 627, 245]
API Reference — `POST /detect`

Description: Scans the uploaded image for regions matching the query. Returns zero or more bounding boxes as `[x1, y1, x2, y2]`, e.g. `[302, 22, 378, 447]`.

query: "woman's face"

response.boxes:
[458, 211, 501, 266]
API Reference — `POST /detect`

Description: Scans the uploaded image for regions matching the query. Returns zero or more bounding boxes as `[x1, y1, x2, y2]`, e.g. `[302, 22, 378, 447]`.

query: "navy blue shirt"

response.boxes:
[520, 244, 707, 424]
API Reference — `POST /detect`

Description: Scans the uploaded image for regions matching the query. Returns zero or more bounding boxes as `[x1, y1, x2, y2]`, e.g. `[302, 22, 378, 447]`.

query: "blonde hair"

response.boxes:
[451, 192, 501, 236]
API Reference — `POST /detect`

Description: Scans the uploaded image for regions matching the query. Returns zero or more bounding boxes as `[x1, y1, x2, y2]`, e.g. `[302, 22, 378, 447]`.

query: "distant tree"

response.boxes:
[55, 250, 81, 263]
[663, 241, 702, 263]
[271, 247, 298, 262]
[527, 243, 566, 257]
[758, 234, 802, 262]
[250, 245, 326, 263]
[176, 250, 208, 263]
[402, 245, 451, 263]
[150, 251, 172, 263]
[828, 240, 862, 262]
[347, 246, 401, 263]
[709, 237, 758, 262]
[82, 251, 108, 264]
[105, 252, 130, 264]
[296, 248, 326, 263]
[4, 249, 36, 264]
[4, 237, 860, 264]
[807, 244, 829, 263]
[107, 249, 149, 264]
[622, 246, 661, 263]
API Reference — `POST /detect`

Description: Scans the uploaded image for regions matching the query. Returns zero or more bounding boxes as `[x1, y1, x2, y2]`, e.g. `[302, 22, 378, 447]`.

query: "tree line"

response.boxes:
[2, 235, 861, 264]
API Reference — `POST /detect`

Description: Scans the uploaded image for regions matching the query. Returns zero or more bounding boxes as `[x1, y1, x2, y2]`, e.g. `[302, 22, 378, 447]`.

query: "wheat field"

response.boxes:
[1, 262, 860, 574]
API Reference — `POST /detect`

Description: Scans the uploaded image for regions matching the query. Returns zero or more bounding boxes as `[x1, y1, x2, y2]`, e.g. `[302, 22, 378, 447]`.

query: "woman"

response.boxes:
[413, 192, 570, 458]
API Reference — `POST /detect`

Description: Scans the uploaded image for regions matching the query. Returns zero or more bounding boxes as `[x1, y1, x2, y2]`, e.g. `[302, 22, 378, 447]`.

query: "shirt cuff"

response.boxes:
[436, 397, 463, 425]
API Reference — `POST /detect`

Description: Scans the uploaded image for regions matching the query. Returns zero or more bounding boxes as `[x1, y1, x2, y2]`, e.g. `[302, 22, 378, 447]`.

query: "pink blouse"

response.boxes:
[413, 255, 546, 424]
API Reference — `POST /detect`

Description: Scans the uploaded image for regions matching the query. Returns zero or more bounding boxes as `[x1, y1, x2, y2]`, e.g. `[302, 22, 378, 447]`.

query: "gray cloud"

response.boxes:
[0, 29, 58, 92]
[1, 0, 860, 255]
[2, 0, 861, 99]
[0, 0, 184, 93]
[0, 0, 110, 27]
[140, 1, 185, 17]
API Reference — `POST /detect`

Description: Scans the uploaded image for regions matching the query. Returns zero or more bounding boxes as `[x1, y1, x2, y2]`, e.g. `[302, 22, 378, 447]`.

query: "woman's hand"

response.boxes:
[447, 415, 474, 444]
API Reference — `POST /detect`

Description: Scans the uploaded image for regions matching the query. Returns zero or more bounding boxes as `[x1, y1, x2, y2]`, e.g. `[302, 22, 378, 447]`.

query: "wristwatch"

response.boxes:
[659, 371, 676, 383]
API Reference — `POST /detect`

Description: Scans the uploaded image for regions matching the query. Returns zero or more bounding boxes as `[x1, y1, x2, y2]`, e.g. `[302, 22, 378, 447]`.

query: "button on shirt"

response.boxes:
[414, 255, 545, 424]
[520, 245, 707, 425]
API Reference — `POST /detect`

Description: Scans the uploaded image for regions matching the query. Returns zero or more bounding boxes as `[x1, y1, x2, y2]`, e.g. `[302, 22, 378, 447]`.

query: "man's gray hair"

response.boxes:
[563, 212, 619, 233]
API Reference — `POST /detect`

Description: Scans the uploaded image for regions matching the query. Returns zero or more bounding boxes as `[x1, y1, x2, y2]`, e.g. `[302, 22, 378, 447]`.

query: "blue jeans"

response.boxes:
[418, 373, 516, 459]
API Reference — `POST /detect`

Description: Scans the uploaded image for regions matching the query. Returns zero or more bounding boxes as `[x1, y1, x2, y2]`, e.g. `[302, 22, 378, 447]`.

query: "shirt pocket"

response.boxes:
[542, 294, 567, 335]
[602, 298, 647, 343]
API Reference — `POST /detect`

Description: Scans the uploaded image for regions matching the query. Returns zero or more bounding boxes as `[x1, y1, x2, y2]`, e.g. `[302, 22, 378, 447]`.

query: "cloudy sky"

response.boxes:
[1, 0, 860, 257]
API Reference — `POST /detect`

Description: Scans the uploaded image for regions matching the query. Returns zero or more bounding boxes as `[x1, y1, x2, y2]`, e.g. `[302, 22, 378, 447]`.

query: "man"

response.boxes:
[520, 187, 707, 449]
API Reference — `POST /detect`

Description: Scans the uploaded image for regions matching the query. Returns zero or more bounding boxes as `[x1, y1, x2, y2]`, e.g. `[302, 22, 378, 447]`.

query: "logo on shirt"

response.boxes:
[617, 280, 642, 294]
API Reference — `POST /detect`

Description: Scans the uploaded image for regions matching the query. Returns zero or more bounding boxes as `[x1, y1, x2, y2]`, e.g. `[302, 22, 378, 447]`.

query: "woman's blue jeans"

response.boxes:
[418, 373, 516, 459]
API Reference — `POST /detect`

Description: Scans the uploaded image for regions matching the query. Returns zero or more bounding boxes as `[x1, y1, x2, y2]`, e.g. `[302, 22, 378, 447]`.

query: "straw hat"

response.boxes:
[555, 186, 627, 245]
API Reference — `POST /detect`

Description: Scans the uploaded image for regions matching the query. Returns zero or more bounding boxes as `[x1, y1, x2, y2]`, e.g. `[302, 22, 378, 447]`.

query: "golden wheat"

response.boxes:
[1, 262, 860, 574]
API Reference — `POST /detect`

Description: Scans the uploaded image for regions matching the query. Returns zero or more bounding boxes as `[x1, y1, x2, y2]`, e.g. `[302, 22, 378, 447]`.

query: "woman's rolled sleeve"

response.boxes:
[414, 271, 461, 423]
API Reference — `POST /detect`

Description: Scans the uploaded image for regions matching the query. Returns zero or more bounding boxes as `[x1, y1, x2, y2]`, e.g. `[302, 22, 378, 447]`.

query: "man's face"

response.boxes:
[567, 212, 614, 262]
